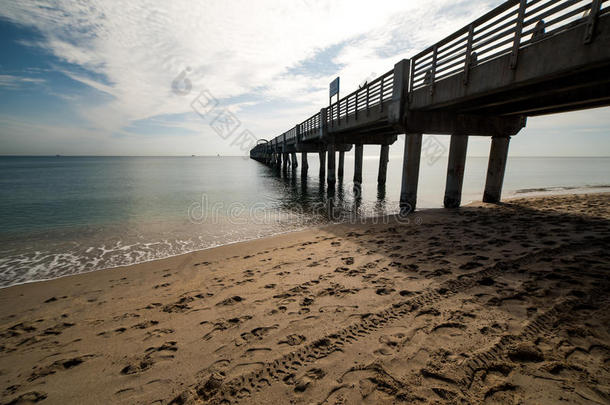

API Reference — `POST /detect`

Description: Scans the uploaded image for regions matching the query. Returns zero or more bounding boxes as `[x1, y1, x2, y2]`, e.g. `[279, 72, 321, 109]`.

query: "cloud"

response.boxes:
[1, 0, 608, 157]
[0, 1, 501, 136]
[0, 74, 45, 89]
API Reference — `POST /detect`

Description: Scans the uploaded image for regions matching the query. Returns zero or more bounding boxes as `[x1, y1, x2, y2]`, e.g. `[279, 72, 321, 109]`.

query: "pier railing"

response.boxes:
[256, 0, 608, 156]
[411, 0, 609, 90]
[327, 68, 394, 127]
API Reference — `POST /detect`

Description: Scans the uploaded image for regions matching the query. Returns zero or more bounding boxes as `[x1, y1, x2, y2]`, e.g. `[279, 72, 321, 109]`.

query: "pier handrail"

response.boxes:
[326, 68, 394, 127]
[411, 0, 609, 90]
[259, 0, 609, 153]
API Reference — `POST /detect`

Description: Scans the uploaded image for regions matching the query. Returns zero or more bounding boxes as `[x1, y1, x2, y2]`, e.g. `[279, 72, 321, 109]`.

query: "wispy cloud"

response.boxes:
[0, 1, 499, 134]
[0, 0, 608, 156]
[0, 74, 45, 89]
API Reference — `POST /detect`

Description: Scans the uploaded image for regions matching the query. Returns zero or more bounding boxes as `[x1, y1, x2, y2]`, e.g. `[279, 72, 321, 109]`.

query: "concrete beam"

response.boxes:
[400, 134, 422, 212]
[483, 136, 510, 203]
[405, 111, 525, 136]
[353, 144, 363, 185]
[443, 134, 469, 208]
[333, 133, 398, 145]
[378, 144, 389, 186]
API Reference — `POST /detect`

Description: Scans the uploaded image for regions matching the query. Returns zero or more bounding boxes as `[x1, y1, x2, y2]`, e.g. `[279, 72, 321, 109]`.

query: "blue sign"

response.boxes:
[329, 77, 340, 98]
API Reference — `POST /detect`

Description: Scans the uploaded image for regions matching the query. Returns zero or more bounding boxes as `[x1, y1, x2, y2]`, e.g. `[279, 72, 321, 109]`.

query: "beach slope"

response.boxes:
[1, 193, 609, 404]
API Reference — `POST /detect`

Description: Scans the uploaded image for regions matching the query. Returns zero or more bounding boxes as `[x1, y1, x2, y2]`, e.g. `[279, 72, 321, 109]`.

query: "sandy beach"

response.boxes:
[1, 192, 609, 405]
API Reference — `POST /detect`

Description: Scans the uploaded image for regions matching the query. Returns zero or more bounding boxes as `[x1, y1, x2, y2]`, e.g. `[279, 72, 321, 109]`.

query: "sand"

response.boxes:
[1, 193, 609, 405]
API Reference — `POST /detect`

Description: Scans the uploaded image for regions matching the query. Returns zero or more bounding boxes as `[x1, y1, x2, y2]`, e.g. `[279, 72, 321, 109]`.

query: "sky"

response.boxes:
[0, 0, 608, 157]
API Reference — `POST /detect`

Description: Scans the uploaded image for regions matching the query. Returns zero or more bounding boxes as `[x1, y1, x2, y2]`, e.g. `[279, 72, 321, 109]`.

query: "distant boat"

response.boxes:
[55, 154, 61, 157]
[191, 154, 196, 157]
[217, 154, 220, 157]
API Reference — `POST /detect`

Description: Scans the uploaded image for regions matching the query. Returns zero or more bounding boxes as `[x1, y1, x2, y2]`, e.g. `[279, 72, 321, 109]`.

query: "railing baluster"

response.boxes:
[366, 85, 370, 116]
[355, 90, 359, 120]
[346, 96, 349, 123]
[379, 77, 384, 112]
[430, 44, 438, 95]
[584, 0, 602, 44]
[463, 23, 474, 85]
[510, 0, 527, 69]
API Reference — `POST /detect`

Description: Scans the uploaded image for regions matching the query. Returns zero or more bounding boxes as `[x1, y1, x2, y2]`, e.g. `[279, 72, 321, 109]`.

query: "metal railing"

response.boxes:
[256, 0, 608, 154]
[327, 69, 394, 126]
[411, 0, 609, 90]
[299, 111, 321, 140]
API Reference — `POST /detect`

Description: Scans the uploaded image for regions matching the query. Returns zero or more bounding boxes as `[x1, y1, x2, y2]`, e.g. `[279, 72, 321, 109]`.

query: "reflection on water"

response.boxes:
[1, 155, 609, 287]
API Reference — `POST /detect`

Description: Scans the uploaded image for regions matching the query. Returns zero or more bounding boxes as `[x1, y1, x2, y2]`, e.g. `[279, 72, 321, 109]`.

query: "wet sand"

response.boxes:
[1, 193, 609, 405]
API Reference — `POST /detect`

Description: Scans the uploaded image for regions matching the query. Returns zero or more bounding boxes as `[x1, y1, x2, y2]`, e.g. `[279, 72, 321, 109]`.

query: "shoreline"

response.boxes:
[1, 192, 609, 404]
[2, 189, 609, 291]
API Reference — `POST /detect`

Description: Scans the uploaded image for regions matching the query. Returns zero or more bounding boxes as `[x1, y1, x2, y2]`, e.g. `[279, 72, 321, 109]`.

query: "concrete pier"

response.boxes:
[483, 136, 510, 203]
[282, 152, 289, 172]
[378, 144, 389, 186]
[291, 152, 298, 170]
[338, 151, 345, 180]
[318, 151, 326, 179]
[327, 145, 336, 187]
[443, 134, 469, 208]
[353, 144, 363, 185]
[301, 152, 308, 177]
[400, 134, 422, 212]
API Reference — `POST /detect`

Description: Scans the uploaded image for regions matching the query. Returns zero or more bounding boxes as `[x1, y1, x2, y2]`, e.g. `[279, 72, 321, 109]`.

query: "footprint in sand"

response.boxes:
[278, 334, 306, 346]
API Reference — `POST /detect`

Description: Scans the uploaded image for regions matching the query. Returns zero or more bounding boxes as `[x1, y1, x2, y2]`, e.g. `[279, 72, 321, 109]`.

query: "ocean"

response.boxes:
[1, 154, 609, 288]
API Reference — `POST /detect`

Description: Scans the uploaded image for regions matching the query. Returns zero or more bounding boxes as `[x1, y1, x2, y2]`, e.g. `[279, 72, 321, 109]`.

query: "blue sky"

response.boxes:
[0, 0, 608, 157]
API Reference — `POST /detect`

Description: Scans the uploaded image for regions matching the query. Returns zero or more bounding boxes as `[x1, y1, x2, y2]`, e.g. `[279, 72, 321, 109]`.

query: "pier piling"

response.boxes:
[443, 134, 469, 208]
[483, 136, 510, 203]
[319, 151, 326, 179]
[353, 144, 363, 185]
[301, 152, 308, 177]
[400, 134, 422, 212]
[327, 145, 336, 187]
[378, 144, 389, 186]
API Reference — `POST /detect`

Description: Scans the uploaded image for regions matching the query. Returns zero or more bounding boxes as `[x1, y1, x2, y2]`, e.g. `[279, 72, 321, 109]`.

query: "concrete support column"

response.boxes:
[338, 151, 345, 180]
[291, 152, 298, 170]
[282, 152, 289, 171]
[327, 145, 336, 187]
[353, 144, 363, 185]
[318, 151, 326, 179]
[400, 134, 422, 212]
[377, 144, 390, 186]
[443, 134, 469, 208]
[483, 136, 510, 203]
[301, 152, 308, 177]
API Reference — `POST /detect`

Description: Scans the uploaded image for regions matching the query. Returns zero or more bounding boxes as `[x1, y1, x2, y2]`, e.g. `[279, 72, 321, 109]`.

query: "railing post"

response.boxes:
[429, 45, 438, 96]
[584, 0, 602, 44]
[463, 24, 474, 85]
[346, 97, 349, 124]
[379, 77, 385, 112]
[388, 59, 410, 127]
[295, 125, 301, 147]
[319, 109, 327, 141]
[510, 0, 527, 69]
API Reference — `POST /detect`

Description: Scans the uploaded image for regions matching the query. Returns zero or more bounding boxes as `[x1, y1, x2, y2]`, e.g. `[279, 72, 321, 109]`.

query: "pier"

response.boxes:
[250, 0, 610, 211]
